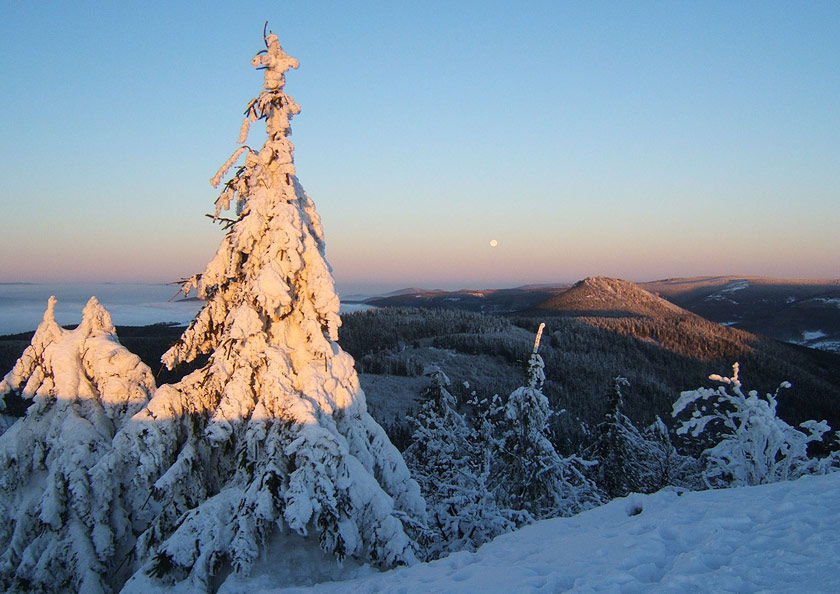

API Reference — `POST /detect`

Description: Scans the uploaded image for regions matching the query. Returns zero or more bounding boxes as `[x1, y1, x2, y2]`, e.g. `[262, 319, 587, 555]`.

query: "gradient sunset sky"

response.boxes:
[2, 1, 838, 294]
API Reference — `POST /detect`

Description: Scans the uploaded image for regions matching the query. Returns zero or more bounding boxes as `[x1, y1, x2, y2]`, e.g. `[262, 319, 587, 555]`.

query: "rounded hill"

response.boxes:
[535, 277, 689, 319]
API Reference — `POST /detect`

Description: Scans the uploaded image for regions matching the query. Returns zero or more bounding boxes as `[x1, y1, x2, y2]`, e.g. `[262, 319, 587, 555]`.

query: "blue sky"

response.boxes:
[1, 1, 838, 294]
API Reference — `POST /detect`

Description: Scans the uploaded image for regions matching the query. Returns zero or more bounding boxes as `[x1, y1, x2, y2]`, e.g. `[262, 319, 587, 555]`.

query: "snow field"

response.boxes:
[268, 472, 840, 593]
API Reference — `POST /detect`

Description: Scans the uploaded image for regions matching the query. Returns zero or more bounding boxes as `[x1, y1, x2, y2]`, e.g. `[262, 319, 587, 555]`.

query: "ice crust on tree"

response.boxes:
[0, 297, 154, 593]
[106, 32, 425, 591]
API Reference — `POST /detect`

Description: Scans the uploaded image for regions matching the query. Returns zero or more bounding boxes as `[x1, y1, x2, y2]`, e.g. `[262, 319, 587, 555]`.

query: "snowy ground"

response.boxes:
[231, 472, 840, 594]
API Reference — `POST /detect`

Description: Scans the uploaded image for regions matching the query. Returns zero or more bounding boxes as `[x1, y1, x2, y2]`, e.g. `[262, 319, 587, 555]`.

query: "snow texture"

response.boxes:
[238, 471, 840, 593]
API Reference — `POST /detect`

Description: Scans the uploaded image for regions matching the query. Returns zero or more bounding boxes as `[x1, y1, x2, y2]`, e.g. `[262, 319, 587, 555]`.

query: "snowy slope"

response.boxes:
[247, 472, 840, 593]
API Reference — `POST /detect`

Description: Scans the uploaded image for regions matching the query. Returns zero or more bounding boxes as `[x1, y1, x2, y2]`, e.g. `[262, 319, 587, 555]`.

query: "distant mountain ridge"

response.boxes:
[521, 277, 766, 367]
[358, 276, 840, 355]
[641, 276, 840, 353]
[364, 286, 568, 314]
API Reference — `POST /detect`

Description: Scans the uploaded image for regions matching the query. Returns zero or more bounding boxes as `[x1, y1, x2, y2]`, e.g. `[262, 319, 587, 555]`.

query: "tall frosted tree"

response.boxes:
[493, 324, 602, 520]
[0, 297, 154, 593]
[113, 31, 425, 591]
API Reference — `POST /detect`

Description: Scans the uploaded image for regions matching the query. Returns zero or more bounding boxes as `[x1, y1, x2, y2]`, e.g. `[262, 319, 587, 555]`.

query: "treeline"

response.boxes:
[339, 307, 840, 451]
[339, 308, 513, 377]
[339, 307, 512, 355]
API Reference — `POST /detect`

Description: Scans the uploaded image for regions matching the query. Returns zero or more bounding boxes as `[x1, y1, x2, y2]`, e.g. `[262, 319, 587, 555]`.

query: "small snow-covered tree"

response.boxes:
[0, 297, 154, 593]
[672, 363, 839, 488]
[493, 324, 602, 519]
[110, 31, 425, 591]
[589, 377, 699, 498]
[589, 376, 637, 498]
[404, 367, 515, 559]
[641, 416, 703, 492]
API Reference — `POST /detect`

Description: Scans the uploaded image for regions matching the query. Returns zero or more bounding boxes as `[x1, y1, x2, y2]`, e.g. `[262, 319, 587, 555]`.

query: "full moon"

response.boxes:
[489, 239, 498, 247]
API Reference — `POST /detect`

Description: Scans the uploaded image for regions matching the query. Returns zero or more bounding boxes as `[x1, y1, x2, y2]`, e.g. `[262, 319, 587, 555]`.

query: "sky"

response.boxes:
[1, 1, 838, 295]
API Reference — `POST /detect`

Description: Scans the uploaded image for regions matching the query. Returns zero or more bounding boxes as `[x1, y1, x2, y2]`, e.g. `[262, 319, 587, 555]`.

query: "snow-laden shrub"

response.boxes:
[672, 363, 839, 488]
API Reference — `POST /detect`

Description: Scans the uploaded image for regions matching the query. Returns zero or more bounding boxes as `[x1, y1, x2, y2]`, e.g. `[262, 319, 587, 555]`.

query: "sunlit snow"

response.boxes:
[720, 280, 750, 293]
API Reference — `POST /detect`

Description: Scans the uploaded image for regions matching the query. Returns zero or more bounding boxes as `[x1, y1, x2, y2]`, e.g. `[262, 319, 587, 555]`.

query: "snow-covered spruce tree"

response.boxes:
[114, 32, 425, 591]
[588, 377, 699, 498]
[0, 297, 154, 594]
[404, 367, 515, 560]
[493, 324, 602, 520]
[672, 363, 839, 488]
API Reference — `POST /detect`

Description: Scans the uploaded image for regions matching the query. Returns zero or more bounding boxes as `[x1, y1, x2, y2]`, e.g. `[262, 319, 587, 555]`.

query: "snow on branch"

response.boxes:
[211, 146, 248, 189]
[673, 362, 839, 487]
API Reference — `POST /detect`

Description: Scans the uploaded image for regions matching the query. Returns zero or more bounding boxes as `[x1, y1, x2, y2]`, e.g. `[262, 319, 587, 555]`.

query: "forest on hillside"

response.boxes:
[5, 303, 834, 454]
[337, 307, 840, 448]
